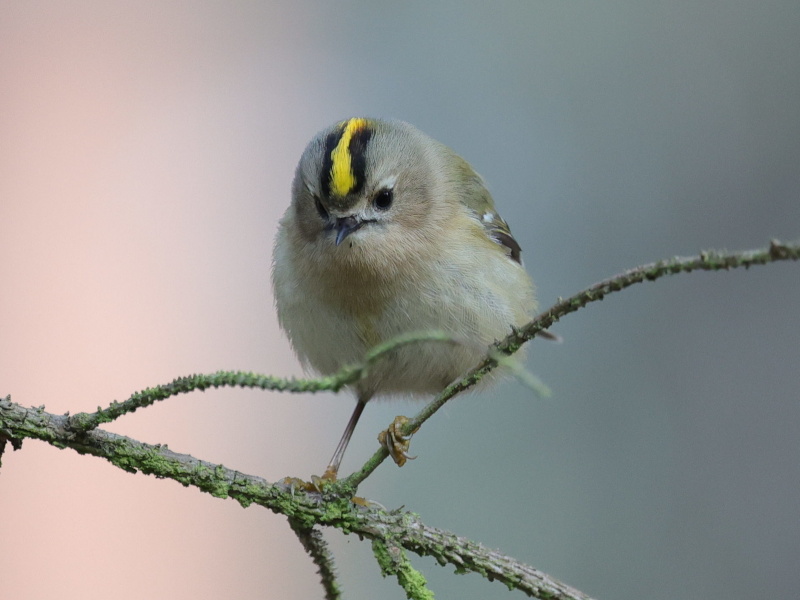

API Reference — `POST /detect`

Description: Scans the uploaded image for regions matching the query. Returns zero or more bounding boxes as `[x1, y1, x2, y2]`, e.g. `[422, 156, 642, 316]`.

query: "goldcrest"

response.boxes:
[272, 118, 537, 478]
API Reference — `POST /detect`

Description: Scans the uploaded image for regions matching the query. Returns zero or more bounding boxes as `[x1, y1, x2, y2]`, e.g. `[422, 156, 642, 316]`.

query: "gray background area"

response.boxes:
[2, 2, 798, 599]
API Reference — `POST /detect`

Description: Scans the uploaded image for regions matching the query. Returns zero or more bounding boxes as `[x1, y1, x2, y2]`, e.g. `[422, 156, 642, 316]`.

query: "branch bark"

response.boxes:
[0, 397, 590, 600]
[1, 240, 797, 599]
[289, 520, 342, 600]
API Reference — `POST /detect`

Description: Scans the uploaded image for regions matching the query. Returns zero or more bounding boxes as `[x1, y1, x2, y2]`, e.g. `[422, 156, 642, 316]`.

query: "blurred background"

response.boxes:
[1, 2, 799, 599]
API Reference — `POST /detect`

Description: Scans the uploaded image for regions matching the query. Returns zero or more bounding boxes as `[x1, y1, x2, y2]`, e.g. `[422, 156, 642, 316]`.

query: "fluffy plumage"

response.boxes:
[272, 118, 536, 476]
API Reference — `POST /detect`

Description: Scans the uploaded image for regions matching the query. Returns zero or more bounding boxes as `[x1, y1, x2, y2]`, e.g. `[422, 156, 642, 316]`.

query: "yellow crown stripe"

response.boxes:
[329, 118, 369, 197]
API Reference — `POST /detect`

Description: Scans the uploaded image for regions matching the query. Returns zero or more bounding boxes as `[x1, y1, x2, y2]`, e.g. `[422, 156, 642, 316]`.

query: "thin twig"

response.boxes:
[289, 519, 342, 600]
[341, 239, 800, 488]
[67, 331, 457, 433]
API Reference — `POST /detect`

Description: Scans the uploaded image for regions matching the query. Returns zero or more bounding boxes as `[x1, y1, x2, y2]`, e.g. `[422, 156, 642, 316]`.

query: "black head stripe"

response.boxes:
[347, 126, 373, 196]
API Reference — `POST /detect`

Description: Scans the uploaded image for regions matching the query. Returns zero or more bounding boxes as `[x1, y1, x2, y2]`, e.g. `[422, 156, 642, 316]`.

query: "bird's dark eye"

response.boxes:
[314, 196, 329, 220]
[373, 189, 393, 211]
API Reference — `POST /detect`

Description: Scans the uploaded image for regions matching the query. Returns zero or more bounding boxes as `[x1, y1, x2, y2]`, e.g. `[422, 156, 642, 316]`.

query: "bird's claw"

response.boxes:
[378, 415, 419, 467]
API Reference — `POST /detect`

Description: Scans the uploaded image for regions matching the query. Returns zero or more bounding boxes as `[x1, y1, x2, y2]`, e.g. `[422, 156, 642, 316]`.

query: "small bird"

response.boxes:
[272, 118, 538, 479]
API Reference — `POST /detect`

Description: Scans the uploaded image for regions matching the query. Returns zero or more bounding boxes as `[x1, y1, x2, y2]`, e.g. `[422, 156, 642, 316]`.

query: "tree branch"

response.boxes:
[1, 240, 797, 599]
[0, 396, 593, 599]
[289, 520, 342, 600]
[67, 331, 457, 434]
[340, 239, 800, 488]
[372, 539, 434, 600]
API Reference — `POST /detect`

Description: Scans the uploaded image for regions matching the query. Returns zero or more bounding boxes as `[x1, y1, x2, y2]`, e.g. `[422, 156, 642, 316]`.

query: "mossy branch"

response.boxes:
[289, 519, 342, 600]
[341, 239, 800, 487]
[1, 240, 797, 599]
[0, 396, 591, 600]
[372, 539, 435, 600]
[67, 330, 457, 434]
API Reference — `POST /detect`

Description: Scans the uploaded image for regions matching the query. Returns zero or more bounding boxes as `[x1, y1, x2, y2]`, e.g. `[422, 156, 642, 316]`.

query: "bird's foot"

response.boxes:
[378, 415, 419, 467]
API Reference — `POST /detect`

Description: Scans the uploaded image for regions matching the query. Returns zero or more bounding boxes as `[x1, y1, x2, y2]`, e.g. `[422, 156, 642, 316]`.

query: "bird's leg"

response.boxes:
[321, 397, 368, 481]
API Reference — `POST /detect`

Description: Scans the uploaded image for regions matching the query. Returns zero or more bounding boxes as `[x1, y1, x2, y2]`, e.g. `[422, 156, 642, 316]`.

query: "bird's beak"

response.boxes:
[334, 216, 363, 246]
